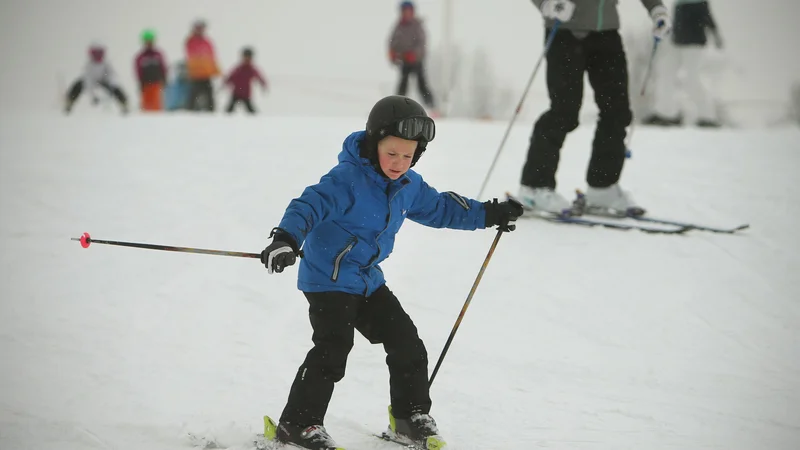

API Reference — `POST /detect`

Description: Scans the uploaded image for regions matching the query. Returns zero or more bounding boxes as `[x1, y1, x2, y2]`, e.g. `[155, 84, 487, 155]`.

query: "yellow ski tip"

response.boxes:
[426, 435, 447, 449]
[263, 415, 278, 440]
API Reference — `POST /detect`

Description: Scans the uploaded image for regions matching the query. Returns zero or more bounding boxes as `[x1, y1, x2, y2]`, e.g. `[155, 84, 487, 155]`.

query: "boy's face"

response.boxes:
[377, 136, 417, 180]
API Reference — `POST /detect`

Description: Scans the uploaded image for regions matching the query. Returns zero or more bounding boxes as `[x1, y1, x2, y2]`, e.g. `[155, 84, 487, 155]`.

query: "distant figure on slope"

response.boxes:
[134, 29, 168, 112]
[645, 0, 723, 128]
[388, 1, 437, 114]
[514, 0, 671, 217]
[165, 61, 191, 111]
[64, 42, 129, 114]
[222, 47, 268, 114]
[185, 19, 221, 112]
[258, 95, 522, 450]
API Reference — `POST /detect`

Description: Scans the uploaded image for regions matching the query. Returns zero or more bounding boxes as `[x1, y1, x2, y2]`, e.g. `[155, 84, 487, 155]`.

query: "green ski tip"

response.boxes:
[263, 415, 278, 441]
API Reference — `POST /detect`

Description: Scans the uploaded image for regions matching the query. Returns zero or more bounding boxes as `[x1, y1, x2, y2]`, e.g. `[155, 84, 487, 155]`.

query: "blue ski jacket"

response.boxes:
[276, 130, 488, 296]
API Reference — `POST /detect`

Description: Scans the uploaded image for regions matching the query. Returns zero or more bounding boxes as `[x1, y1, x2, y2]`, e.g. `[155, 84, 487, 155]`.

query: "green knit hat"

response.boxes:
[141, 29, 156, 42]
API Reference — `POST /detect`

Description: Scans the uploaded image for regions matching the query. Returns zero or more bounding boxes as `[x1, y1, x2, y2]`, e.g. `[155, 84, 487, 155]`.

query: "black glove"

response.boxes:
[261, 228, 300, 274]
[483, 198, 524, 232]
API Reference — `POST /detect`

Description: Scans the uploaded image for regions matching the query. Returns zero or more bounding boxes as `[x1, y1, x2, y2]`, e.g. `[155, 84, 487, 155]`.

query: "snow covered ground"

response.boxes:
[1, 110, 799, 449]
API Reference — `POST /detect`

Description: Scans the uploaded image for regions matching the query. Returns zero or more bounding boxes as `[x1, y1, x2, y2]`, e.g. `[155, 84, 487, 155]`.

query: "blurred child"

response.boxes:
[388, 1, 436, 112]
[64, 42, 129, 114]
[134, 29, 168, 111]
[185, 19, 221, 111]
[222, 47, 268, 114]
[165, 61, 190, 111]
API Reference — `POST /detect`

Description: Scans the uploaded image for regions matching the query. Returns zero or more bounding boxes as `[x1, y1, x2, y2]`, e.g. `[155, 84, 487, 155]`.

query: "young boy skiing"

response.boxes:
[259, 95, 523, 450]
[222, 47, 268, 114]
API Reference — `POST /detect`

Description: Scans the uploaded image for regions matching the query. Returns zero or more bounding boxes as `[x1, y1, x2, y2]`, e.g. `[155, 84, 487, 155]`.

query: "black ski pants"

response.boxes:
[397, 62, 435, 108]
[520, 29, 633, 190]
[66, 79, 127, 107]
[226, 95, 256, 114]
[188, 78, 215, 112]
[279, 285, 431, 427]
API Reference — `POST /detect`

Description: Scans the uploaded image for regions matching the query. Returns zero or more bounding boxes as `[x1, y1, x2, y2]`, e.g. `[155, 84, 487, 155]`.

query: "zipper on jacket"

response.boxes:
[368, 181, 408, 268]
[331, 240, 355, 282]
[597, 0, 607, 30]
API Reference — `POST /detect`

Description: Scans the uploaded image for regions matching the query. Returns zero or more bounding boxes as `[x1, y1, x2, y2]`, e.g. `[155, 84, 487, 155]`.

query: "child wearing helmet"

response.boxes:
[222, 47, 268, 114]
[388, 1, 436, 113]
[64, 42, 129, 114]
[259, 95, 523, 450]
[134, 29, 168, 111]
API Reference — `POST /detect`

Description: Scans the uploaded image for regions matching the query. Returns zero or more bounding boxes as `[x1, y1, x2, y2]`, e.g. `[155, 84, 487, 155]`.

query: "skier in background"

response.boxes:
[645, 0, 723, 127]
[165, 61, 190, 111]
[185, 19, 220, 112]
[134, 29, 168, 112]
[259, 95, 522, 450]
[388, 1, 437, 114]
[64, 42, 129, 114]
[514, 0, 671, 216]
[222, 47, 268, 114]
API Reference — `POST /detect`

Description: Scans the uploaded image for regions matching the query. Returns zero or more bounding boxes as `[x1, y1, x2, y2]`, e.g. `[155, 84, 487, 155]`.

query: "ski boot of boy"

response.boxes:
[262, 416, 344, 450]
[384, 406, 447, 449]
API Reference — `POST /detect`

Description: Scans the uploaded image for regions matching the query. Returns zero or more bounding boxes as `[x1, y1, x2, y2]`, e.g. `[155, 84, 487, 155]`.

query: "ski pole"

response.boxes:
[71, 232, 261, 259]
[476, 20, 561, 200]
[625, 37, 661, 156]
[428, 227, 506, 388]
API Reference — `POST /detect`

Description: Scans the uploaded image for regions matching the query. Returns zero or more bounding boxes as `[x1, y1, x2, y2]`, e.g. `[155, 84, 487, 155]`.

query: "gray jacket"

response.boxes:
[532, 0, 665, 32]
[389, 18, 426, 61]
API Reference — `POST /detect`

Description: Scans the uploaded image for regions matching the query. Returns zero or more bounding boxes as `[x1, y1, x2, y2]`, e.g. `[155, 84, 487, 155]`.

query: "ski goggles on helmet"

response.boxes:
[391, 116, 435, 142]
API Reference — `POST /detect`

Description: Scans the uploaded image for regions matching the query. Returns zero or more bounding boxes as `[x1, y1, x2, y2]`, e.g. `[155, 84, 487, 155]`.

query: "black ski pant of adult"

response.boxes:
[397, 62, 435, 108]
[66, 79, 127, 108]
[226, 95, 256, 114]
[188, 78, 215, 111]
[520, 29, 633, 190]
[279, 285, 431, 427]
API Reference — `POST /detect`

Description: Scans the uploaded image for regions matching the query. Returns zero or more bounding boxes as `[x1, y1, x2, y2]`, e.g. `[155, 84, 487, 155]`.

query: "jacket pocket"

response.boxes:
[331, 238, 357, 282]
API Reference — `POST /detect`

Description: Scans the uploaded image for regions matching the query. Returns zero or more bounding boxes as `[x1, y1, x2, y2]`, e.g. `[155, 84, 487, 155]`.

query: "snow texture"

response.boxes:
[1, 112, 799, 449]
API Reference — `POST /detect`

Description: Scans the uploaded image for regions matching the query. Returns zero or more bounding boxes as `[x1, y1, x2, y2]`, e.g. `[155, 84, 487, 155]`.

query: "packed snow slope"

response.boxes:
[1, 112, 799, 449]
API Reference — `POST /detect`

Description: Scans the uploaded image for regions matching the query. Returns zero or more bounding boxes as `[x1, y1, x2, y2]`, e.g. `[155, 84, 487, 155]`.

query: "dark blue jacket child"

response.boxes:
[259, 95, 522, 450]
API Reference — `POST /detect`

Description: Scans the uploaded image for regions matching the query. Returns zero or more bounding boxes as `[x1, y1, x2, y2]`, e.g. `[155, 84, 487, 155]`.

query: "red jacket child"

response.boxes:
[224, 48, 267, 99]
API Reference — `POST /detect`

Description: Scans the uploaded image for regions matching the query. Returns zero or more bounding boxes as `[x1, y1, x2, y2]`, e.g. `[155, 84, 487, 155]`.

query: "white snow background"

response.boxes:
[1, 1, 799, 449]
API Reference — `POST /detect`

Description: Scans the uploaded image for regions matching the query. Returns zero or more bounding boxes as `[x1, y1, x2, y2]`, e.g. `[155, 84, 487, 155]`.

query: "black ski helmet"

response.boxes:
[362, 95, 435, 168]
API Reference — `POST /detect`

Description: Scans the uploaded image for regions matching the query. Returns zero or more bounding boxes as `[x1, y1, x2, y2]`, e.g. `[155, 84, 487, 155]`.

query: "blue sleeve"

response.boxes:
[406, 179, 486, 230]
[277, 166, 354, 248]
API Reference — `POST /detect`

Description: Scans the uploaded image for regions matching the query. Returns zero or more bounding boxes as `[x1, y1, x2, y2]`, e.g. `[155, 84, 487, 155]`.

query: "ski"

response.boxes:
[374, 432, 425, 449]
[536, 213, 690, 234]
[374, 431, 446, 449]
[579, 205, 749, 234]
[627, 215, 748, 234]
[505, 192, 691, 234]
[571, 190, 749, 234]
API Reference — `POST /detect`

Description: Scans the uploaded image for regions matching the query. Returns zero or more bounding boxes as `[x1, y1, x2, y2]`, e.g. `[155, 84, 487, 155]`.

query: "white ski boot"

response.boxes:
[516, 185, 573, 217]
[582, 184, 645, 217]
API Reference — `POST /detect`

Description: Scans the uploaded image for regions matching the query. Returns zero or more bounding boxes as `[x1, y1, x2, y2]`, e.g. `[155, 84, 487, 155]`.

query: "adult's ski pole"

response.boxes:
[476, 20, 561, 200]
